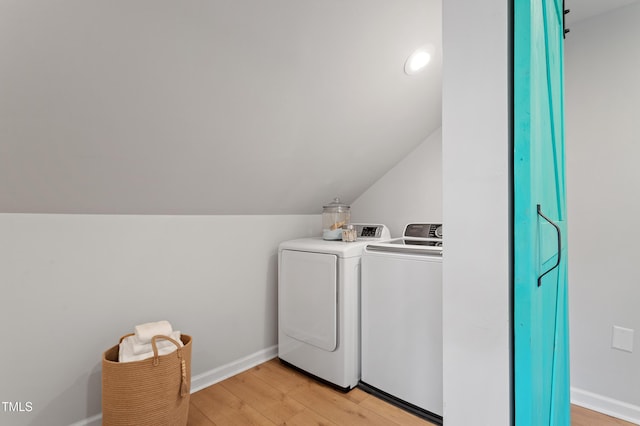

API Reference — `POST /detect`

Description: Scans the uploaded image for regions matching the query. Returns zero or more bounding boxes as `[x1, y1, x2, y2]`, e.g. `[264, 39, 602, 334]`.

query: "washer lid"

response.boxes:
[365, 243, 443, 256]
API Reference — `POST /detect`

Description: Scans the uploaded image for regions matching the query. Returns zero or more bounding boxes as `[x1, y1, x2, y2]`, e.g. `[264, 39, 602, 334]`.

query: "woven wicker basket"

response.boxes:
[102, 334, 192, 426]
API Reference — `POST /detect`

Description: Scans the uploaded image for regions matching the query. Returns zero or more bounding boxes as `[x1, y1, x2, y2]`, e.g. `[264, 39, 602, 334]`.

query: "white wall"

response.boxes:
[350, 128, 442, 236]
[0, 213, 319, 426]
[565, 3, 640, 422]
[442, 0, 512, 425]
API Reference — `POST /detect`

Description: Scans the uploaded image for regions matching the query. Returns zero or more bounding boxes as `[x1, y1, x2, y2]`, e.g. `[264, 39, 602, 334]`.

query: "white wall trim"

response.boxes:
[571, 387, 640, 425]
[68, 345, 278, 426]
[190, 345, 278, 393]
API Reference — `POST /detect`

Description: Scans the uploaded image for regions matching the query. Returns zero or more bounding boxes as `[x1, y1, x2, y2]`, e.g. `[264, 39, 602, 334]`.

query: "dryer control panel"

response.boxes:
[353, 224, 391, 240]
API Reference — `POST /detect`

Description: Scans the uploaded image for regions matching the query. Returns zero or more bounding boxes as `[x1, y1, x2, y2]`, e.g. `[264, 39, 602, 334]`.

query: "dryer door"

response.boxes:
[280, 250, 338, 352]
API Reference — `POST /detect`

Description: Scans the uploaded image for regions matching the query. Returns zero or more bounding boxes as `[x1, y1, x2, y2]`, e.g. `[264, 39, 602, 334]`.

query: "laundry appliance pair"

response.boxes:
[277, 222, 444, 423]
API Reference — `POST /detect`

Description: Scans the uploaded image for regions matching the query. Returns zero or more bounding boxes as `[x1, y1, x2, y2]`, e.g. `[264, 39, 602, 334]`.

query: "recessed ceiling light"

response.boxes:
[404, 47, 431, 75]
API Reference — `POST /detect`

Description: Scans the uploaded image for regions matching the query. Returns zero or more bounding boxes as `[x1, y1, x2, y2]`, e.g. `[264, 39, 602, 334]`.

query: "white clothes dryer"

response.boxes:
[278, 224, 390, 390]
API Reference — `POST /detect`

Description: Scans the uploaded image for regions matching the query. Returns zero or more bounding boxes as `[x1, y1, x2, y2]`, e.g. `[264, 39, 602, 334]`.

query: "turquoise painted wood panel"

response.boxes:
[514, 0, 570, 425]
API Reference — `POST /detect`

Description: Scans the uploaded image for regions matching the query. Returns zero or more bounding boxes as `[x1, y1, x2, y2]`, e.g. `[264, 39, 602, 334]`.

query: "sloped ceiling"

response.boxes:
[0, 0, 442, 214]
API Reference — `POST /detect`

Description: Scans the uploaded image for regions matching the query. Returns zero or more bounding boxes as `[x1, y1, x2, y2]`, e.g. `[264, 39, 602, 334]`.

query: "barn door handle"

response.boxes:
[537, 204, 561, 287]
[563, 0, 570, 38]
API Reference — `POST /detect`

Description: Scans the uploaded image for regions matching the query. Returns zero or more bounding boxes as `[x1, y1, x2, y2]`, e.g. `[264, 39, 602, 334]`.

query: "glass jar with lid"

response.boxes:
[322, 197, 351, 240]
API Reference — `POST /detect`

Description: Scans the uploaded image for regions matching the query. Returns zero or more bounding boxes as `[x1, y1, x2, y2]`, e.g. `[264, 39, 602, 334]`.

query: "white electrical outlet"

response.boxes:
[612, 326, 634, 353]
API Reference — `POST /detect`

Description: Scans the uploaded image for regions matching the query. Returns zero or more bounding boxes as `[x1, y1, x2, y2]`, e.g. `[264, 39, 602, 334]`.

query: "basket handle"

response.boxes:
[118, 333, 135, 343]
[151, 335, 189, 397]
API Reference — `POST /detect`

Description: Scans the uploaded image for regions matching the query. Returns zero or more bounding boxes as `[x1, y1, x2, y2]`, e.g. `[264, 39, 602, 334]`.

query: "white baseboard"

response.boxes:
[68, 345, 278, 426]
[190, 345, 278, 393]
[571, 387, 640, 425]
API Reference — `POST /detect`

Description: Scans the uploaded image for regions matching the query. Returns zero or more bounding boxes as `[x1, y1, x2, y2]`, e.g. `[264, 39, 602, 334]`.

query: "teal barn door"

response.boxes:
[513, 0, 570, 425]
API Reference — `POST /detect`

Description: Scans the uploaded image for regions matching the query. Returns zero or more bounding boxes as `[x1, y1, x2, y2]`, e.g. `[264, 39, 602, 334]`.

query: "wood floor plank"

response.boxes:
[338, 387, 370, 405]
[571, 404, 636, 426]
[220, 370, 306, 424]
[288, 380, 401, 426]
[358, 394, 436, 426]
[187, 404, 216, 426]
[282, 408, 340, 426]
[191, 382, 277, 426]
[248, 359, 314, 395]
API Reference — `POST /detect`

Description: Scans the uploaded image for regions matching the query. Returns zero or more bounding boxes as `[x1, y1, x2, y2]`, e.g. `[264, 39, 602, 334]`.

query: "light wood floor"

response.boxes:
[188, 359, 635, 426]
[188, 358, 435, 425]
[571, 405, 636, 426]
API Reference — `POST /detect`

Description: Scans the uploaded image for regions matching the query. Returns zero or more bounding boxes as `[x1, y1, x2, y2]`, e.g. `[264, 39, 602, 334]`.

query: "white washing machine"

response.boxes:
[278, 224, 390, 390]
[360, 223, 443, 423]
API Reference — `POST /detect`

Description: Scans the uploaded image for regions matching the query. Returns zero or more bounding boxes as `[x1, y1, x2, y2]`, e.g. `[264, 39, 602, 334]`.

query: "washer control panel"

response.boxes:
[403, 223, 443, 239]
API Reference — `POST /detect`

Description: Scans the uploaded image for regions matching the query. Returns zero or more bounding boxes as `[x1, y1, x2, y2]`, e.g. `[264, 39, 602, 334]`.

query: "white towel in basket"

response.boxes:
[134, 320, 173, 343]
[119, 333, 183, 363]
